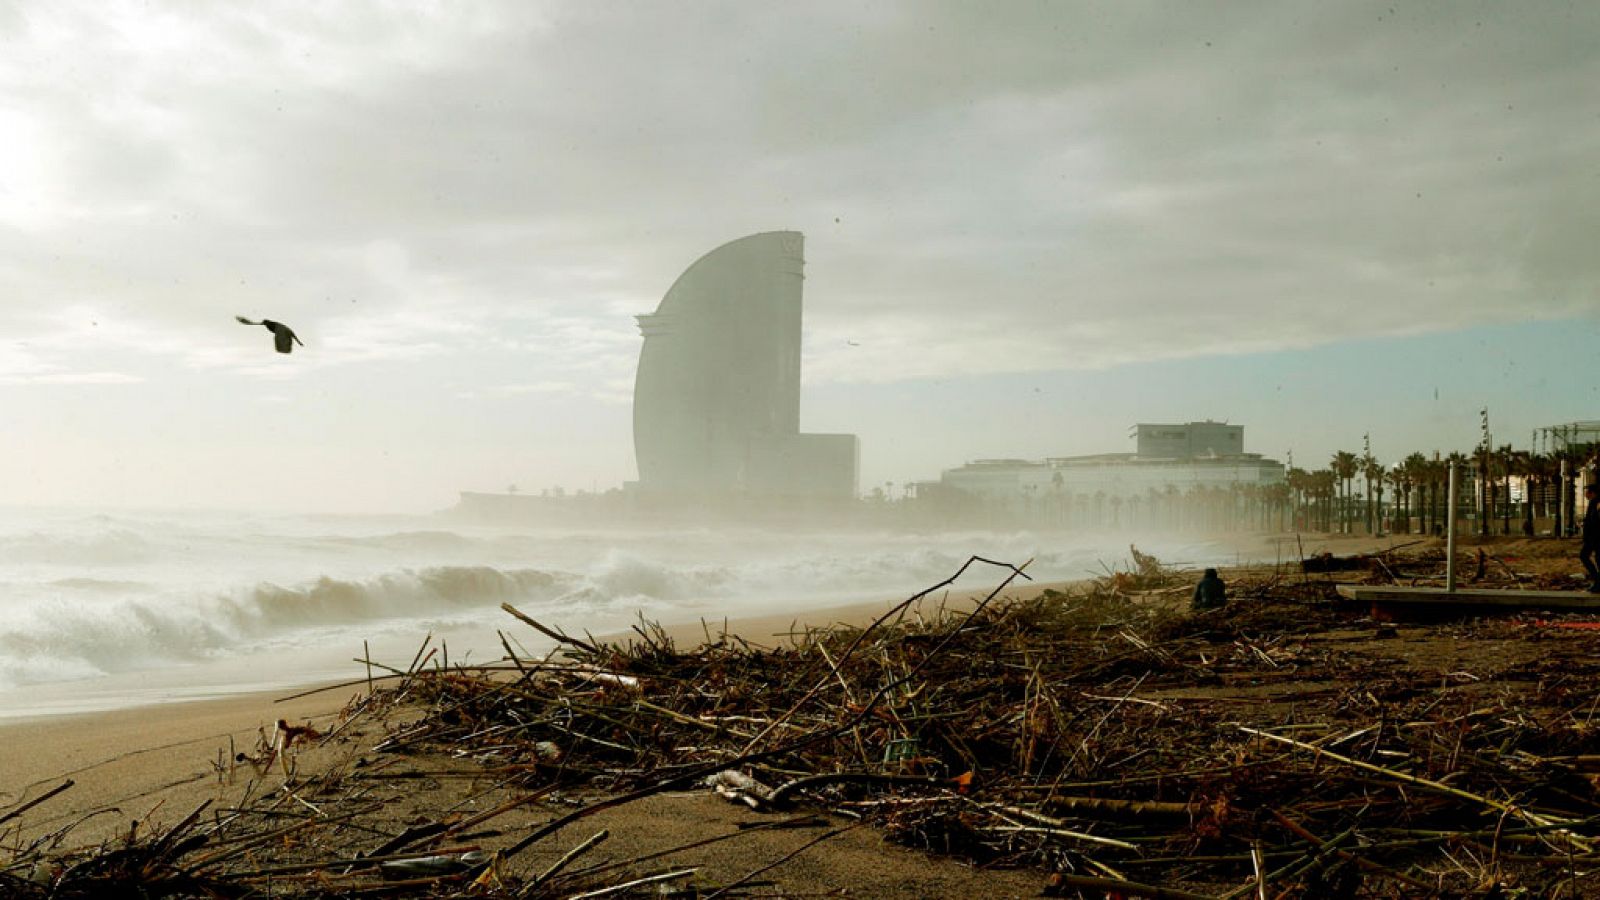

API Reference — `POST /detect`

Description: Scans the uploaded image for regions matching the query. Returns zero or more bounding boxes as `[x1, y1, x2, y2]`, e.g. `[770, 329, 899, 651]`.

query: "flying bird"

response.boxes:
[236, 316, 305, 353]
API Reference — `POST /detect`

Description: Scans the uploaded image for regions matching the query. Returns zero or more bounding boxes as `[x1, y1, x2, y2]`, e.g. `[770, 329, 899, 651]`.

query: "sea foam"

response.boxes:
[0, 508, 1221, 709]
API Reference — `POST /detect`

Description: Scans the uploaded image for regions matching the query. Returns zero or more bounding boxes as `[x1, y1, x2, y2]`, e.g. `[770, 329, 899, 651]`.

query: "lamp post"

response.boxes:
[1446, 459, 1458, 593]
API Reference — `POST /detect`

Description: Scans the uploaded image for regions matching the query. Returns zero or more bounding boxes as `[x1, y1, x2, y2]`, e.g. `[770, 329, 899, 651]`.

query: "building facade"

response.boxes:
[632, 231, 858, 500]
[1135, 421, 1244, 459]
[1535, 420, 1600, 455]
[938, 422, 1284, 527]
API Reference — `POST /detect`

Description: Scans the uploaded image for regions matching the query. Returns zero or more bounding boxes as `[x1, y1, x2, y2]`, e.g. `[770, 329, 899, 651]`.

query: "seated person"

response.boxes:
[1192, 568, 1227, 611]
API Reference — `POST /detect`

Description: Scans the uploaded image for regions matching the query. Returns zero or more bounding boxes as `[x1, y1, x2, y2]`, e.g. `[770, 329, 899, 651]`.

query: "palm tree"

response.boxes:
[1493, 444, 1516, 535]
[1498, 446, 1524, 535]
[1443, 451, 1470, 535]
[1286, 467, 1310, 530]
[1386, 464, 1407, 535]
[1424, 454, 1443, 532]
[1399, 452, 1428, 534]
[1315, 469, 1338, 531]
[1432, 455, 1452, 535]
[1331, 451, 1359, 534]
[1551, 444, 1594, 537]
[1361, 452, 1384, 534]
[1263, 481, 1290, 531]
[1521, 451, 1549, 536]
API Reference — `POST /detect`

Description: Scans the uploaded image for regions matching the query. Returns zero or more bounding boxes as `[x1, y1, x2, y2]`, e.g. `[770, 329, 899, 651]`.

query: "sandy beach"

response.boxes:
[0, 568, 1085, 890]
[0, 531, 1409, 896]
[0, 591, 987, 825]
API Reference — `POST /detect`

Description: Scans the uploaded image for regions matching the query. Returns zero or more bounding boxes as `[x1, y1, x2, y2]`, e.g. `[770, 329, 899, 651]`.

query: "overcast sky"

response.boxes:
[2, 1, 1597, 513]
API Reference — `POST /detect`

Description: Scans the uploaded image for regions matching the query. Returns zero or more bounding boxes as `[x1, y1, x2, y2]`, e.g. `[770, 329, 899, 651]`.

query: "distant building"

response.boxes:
[1536, 420, 1600, 455]
[939, 422, 1284, 521]
[632, 232, 858, 500]
[1135, 421, 1243, 459]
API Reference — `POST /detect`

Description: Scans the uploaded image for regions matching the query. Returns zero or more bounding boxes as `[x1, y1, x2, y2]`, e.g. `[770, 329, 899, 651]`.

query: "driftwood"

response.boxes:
[1300, 551, 1371, 573]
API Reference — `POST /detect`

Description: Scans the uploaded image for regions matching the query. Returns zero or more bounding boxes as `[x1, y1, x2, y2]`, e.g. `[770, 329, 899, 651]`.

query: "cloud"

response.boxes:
[1, 2, 1597, 388]
[485, 381, 576, 397]
[1, 0, 1597, 513]
[0, 368, 143, 386]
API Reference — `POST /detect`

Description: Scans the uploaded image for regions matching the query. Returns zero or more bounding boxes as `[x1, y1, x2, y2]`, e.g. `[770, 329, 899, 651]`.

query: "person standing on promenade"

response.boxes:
[1581, 483, 1600, 593]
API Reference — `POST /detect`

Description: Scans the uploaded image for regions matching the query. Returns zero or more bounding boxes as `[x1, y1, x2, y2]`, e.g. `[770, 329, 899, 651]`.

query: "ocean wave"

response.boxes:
[585, 549, 733, 600]
[0, 528, 160, 566]
[47, 577, 153, 592]
[219, 565, 573, 631]
[0, 598, 231, 686]
[0, 564, 578, 688]
[0, 519, 1216, 696]
[321, 530, 483, 554]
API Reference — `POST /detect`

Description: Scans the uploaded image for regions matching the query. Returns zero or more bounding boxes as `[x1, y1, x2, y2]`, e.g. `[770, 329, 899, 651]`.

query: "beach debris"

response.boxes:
[274, 717, 321, 752]
[0, 780, 74, 828]
[1299, 550, 1373, 573]
[270, 717, 323, 776]
[708, 770, 776, 809]
[380, 850, 488, 879]
[12, 544, 1600, 896]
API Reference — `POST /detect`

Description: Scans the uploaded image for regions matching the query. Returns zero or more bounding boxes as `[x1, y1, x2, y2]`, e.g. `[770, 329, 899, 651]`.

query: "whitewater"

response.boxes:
[0, 507, 1239, 719]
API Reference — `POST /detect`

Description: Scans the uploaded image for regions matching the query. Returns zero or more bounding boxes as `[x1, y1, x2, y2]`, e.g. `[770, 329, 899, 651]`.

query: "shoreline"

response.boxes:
[0, 530, 1398, 729]
[0, 528, 1365, 725]
[0, 575, 1092, 879]
[0, 530, 1498, 897]
[0, 532, 1408, 847]
[0, 575, 1070, 809]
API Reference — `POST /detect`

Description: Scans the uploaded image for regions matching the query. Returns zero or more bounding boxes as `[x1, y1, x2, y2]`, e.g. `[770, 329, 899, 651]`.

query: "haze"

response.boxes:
[2, 2, 1597, 514]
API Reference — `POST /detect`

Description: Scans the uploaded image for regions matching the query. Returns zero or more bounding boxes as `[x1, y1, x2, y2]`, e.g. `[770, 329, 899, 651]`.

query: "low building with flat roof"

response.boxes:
[938, 423, 1284, 528]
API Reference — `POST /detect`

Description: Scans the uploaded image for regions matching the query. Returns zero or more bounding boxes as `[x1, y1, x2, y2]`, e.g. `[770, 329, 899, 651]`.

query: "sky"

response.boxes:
[1, 1, 1597, 514]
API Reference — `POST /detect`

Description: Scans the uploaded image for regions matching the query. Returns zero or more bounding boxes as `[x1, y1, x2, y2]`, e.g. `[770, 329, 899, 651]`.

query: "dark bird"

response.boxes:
[236, 316, 304, 353]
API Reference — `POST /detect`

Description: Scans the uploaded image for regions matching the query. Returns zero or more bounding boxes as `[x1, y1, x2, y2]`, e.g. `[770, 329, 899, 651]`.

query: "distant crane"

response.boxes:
[235, 316, 305, 354]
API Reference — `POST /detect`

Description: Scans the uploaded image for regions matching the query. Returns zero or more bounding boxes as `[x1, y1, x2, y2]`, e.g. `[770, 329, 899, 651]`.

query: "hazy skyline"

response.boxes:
[2, 2, 1598, 513]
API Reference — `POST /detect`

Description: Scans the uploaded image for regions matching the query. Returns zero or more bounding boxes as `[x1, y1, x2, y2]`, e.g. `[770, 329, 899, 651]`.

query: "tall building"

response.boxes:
[633, 232, 858, 499]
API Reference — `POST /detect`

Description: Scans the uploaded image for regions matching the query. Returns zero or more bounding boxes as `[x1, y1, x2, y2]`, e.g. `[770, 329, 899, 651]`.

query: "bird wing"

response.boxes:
[235, 315, 258, 325]
[274, 329, 294, 353]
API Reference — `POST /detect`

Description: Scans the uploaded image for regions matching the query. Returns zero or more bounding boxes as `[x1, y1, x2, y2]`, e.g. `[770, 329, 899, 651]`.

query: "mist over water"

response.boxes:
[0, 506, 1239, 718]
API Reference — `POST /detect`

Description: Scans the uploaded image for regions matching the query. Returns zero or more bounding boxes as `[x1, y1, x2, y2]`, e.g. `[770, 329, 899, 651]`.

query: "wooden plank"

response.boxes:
[1336, 585, 1600, 610]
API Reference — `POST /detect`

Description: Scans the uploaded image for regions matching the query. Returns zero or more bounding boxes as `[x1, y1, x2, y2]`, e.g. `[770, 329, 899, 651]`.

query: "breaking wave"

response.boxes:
[0, 509, 1226, 709]
[0, 565, 576, 689]
[0, 528, 160, 566]
[219, 566, 571, 631]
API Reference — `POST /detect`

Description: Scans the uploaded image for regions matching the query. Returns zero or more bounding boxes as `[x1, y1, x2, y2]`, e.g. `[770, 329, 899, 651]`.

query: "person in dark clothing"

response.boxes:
[1581, 484, 1600, 593]
[1192, 567, 1227, 611]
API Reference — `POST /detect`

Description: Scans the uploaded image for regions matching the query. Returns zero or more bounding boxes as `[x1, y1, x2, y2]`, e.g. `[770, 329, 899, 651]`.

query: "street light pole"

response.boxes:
[1446, 459, 1458, 593]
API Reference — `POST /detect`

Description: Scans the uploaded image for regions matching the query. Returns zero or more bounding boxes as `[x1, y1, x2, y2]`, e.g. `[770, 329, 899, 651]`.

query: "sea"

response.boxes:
[0, 507, 1244, 719]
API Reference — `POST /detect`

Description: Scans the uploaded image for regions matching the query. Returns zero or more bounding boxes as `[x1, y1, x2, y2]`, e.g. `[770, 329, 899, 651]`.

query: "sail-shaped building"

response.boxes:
[633, 232, 858, 500]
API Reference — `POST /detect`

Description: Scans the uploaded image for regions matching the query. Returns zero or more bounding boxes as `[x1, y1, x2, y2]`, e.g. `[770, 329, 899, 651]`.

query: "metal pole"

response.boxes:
[1446, 460, 1458, 593]
[1562, 457, 1572, 536]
